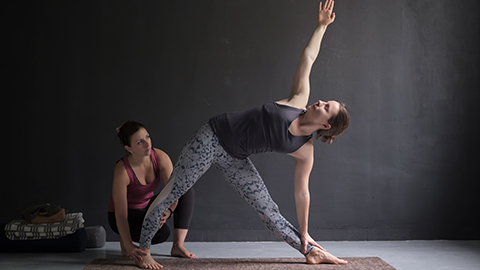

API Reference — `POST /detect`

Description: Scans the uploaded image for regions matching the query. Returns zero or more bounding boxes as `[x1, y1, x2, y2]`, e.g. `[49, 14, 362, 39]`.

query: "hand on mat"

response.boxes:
[301, 233, 326, 254]
[318, 0, 336, 27]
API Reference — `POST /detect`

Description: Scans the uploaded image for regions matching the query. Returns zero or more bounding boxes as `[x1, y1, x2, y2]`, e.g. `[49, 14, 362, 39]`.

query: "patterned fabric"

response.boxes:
[5, 212, 85, 240]
[140, 123, 313, 255]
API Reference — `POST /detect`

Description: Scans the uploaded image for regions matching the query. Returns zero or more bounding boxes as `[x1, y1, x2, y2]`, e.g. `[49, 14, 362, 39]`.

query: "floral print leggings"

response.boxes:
[140, 123, 313, 256]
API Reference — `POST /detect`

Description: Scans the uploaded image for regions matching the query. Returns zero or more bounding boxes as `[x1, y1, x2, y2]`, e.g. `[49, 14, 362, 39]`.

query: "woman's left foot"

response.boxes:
[171, 244, 196, 258]
[305, 247, 348, 265]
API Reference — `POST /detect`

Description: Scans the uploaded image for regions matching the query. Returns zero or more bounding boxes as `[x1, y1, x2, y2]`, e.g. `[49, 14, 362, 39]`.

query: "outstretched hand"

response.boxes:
[318, 0, 336, 26]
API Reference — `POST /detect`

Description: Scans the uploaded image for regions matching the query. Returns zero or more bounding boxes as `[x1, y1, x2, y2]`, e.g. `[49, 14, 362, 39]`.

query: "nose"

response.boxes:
[144, 140, 151, 148]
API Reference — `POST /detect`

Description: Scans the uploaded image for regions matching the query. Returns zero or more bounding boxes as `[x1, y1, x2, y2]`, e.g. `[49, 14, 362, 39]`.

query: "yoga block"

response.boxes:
[85, 225, 106, 248]
[0, 224, 87, 253]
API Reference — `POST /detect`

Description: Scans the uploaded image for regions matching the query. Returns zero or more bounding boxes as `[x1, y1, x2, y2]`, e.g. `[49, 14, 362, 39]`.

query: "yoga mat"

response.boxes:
[82, 257, 396, 269]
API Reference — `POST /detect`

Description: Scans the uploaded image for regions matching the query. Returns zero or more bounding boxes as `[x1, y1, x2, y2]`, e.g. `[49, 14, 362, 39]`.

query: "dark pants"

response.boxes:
[108, 188, 195, 244]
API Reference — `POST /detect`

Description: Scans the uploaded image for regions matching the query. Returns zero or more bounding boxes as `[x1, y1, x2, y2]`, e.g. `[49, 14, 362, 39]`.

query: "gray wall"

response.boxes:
[3, 0, 480, 242]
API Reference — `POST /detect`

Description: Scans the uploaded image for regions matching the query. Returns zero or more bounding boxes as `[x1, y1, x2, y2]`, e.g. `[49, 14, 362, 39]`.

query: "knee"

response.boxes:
[181, 188, 195, 202]
[151, 225, 171, 244]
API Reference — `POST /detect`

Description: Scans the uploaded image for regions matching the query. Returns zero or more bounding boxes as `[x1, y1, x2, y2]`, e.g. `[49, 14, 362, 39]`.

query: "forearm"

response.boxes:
[115, 213, 134, 244]
[295, 191, 311, 235]
[303, 25, 328, 64]
[303, 0, 336, 62]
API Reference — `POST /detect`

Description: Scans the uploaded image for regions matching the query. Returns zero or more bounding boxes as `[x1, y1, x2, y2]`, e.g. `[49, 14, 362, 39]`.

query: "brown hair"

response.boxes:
[316, 101, 350, 144]
[116, 120, 147, 147]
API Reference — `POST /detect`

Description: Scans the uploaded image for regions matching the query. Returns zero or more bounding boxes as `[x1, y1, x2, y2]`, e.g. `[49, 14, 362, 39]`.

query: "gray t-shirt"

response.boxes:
[209, 102, 312, 159]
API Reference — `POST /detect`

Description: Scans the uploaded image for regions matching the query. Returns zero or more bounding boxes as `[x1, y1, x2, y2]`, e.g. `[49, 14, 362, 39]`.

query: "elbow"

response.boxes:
[301, 53, 315, 66]
[306, 54, 316, 64]
[295, 191, 310, 200]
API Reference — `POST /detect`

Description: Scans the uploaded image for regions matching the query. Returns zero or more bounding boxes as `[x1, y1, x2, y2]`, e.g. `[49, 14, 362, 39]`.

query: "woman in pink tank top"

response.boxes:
[108, 120, 196, 264]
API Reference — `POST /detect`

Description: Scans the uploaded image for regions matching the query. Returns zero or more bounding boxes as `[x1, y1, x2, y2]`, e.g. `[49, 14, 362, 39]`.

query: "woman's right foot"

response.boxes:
[305, 247, 348, 265]
[171, 243, 196, 258]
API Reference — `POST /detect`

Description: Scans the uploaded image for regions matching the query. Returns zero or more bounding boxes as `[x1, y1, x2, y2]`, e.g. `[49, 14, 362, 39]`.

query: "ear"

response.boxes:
[322, 123, 331, 130]
[124, 145, 132, 153]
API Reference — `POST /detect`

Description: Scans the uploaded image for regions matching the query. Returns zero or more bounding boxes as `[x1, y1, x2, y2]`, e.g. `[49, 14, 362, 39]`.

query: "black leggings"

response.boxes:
[108, 188, 195, 244]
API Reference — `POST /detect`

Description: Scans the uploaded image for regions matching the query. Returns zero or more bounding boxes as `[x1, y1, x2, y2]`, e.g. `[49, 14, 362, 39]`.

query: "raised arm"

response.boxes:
[279, 0, 336, 109]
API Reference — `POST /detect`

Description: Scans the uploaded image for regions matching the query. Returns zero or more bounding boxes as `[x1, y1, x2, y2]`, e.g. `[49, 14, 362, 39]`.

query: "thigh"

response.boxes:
[140, 123, 218, 248]
[214, 156, 277, 212]
[145, 123, 216, 218]
[108, 209, 147, 238]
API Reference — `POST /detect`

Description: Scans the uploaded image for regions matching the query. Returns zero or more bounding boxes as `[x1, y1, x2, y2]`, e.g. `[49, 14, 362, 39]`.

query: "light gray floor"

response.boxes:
[1, 241, 479, 270]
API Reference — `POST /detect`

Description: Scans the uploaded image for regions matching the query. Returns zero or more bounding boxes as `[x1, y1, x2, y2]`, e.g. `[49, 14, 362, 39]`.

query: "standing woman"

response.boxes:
[132, 1, 349, 269]
[108, 120, 196, 262]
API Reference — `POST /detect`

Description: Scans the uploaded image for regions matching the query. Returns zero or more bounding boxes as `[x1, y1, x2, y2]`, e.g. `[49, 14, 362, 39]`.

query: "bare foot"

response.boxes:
[305, 247, 348, 265]
[171, 243, 197, 258]
[135, 249, 163, 269]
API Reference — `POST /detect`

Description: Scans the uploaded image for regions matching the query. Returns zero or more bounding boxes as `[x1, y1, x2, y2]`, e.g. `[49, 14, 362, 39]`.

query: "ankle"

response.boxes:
[172, 242, 185, 248]
[305, 247, 322, 264]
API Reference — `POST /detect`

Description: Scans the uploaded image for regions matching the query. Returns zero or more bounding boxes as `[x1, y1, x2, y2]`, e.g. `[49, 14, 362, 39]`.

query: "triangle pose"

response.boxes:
[129, 1, 350, 268]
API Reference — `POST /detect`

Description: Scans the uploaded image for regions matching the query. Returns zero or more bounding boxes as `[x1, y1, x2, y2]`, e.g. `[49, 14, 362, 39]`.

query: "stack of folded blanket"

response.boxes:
[4, 212, 85, 240]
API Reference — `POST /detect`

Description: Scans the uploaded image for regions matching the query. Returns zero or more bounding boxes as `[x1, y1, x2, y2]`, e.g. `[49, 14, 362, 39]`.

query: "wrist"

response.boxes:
[316, 24, 328, 31]
[125, 241, 137, 250]
[299, 224, 309, 235]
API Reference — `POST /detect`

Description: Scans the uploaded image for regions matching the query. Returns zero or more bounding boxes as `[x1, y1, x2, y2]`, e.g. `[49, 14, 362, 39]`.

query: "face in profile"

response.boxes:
[307, 100, 341, 130]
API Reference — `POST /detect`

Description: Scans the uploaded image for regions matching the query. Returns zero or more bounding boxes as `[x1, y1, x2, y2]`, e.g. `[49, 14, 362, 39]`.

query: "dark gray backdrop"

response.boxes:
[4, 0, 480, 242]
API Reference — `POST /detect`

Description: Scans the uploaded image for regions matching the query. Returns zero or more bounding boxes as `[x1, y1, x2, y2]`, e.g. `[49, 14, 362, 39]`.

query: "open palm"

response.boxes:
[318, 0, 336, 26]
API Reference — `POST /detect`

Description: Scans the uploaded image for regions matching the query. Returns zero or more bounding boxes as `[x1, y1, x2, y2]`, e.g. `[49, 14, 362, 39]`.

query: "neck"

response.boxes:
[128, 152, 151, 166]
[292, 114, 320, 136]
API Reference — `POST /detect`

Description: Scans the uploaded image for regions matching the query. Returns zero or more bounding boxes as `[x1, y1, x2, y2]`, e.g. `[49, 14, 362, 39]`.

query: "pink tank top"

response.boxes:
[108, 149, 162, 212]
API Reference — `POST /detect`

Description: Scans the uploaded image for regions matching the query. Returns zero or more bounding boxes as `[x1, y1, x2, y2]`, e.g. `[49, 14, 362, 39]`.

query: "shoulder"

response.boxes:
[113, 159, 129, 186]
[289, 139, 314, 162]
[153, 148, 170, 160]
[113, 159, 126, 173]
[153, 148, 173, 168]
[276, 99, 307, 111]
